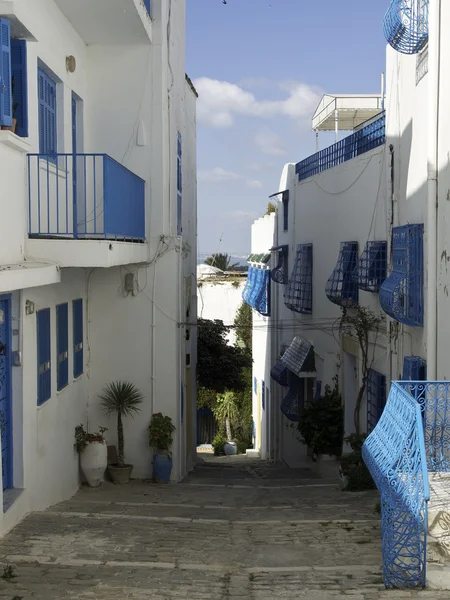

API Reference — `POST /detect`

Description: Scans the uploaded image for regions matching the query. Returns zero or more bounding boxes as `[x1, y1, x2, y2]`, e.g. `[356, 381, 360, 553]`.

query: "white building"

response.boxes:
[245, 0, 447, 466]
[0, 0, 197, 535]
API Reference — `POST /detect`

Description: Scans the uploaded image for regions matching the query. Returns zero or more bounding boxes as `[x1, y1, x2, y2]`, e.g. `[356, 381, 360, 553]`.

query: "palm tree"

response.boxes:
[205, 253, 240, 271]
[99, 381, 143, 467]
[213, 391, 238, 441]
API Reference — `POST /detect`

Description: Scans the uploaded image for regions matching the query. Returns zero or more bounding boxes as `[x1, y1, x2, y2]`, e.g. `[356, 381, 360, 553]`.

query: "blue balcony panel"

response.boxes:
[296, 113, 385, 182]
[28, 154, 145, 242]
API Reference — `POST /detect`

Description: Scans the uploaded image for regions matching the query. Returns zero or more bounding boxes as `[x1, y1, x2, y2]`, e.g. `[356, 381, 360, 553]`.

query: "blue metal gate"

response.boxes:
[0, 296, 12, 490]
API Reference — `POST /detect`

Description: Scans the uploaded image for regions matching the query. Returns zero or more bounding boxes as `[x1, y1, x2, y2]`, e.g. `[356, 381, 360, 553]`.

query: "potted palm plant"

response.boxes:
[213, 391, 238, 455]
[148, 413, 175, 483]
[74, 424, 108, 487]
[99, 381, 143, 484]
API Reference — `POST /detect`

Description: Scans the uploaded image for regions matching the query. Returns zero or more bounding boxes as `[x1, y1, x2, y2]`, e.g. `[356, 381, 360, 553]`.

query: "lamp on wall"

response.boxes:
[25, 300, 35, 315]
[66, 55, 76, 73]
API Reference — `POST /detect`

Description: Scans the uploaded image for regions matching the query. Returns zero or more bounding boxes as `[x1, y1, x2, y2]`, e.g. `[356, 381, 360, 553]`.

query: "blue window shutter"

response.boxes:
[0, 19, 12, 127]
[38, 68, 57, 155]
[56, 303, 68, 390]
[37, 308, 51, 405]
[73, 299, 83, 378]
[144, 0, 151, 14]
[11, 39, 28, 137]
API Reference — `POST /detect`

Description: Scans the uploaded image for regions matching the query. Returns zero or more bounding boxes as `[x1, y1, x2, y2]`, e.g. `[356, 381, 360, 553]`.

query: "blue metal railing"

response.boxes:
[27, 154, 145, 241]
[384, 0, 428, 55]
[295, 113, 386, 182]
[363, 381, 430, 588]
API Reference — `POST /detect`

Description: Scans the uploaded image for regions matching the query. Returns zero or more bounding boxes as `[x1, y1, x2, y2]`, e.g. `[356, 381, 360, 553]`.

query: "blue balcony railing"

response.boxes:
[364, 381, 450, 588]
[27, 154, 145, 241]
[295, 113, 386, 182]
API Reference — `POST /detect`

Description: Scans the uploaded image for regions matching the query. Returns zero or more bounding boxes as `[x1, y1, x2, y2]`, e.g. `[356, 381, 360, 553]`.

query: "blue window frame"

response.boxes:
[325, 241, 359, 307]
[177, 132, 182, 236]
[284, 244, 313, 314]
[402, 356, 427, 381]
[38, 68, 57, 156]
[73, 299, 83, 378]
[379, 224, 423, 327]
[282, 191, 289, 231]
[366, 369, 386, 434]
[144, 0, 151, 15]
[56, 303, 68, 391]
[0, 18, 12, 128]
[355, 241, 387, 292]
[37, 308, 51, 405]
[253, 376, 257, 394]
[11, 39, 28, 137]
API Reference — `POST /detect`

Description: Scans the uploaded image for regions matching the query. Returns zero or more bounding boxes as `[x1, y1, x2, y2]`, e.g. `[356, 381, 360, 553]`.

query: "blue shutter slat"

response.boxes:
[37, 68, 56, 156]
[10, 39, 27, 137]
[73, 299, 83, 378]
[56, 303, 68, 390]
[37, 308, 51, 405]
[0, 19, 12, 127]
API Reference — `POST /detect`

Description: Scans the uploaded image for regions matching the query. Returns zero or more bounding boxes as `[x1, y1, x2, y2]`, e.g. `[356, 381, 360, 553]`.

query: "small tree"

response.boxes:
[339, 306, 384, 435]
[213, 391, 238, 441]
[266, 202, 276, 215]
[99, 381, 143, 467]
[234, 301, 252, 351]
[205, 253, 240, 271]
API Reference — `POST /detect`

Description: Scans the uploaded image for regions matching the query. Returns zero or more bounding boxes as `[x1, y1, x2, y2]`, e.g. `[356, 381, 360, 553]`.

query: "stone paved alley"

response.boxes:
[0, 456, 446, 599]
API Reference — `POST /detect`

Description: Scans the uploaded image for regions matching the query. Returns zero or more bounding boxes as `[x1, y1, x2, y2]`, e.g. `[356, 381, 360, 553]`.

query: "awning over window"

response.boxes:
[280, 336, 316, 376]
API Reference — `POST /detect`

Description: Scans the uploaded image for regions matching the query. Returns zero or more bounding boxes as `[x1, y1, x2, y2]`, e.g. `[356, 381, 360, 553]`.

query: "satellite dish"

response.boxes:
[66, 55, 76, 73]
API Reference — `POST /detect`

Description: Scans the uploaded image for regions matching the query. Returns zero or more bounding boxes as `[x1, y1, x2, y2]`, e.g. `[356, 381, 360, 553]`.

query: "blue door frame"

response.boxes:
[72, 96, 78, 239]
[0, 295, 13, 491]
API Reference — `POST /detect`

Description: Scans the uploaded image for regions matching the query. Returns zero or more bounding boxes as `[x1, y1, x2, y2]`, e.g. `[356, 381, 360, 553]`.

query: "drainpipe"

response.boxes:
[427, 0, 440, 380]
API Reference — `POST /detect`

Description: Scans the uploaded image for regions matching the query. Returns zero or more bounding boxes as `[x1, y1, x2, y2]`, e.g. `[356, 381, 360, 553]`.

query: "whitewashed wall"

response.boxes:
[198, 281, 246, 346]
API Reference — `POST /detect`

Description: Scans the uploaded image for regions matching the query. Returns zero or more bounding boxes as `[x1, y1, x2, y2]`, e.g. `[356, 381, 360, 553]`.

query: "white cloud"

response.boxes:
[198, 168, 262, 190]
[254, 128, 286, 157]
[198, 167, 241, 183]
[193, 77, 320, 128]
[220, 209, 260, 221]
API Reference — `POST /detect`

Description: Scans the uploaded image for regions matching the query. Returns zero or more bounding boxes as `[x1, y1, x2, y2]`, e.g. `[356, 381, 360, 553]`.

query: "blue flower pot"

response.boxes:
[153, 452, 172, 483]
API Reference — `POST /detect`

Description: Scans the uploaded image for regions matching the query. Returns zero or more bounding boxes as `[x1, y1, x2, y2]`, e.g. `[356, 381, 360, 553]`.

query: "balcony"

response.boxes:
[27, 154, 149, 268]
[53, 0, 152, 45]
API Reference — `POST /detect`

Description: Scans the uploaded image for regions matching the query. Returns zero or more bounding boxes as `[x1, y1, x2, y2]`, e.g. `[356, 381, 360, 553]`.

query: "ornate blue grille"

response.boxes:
[280, 375, 303, 422]
[355, 241, 387, 292]
[280, 336, 315, 376]
[270, 361, 288, 386]
[242, 267, 256, 304]
[402, 356, 427, 381]
[284, 244, 313, 314]
[362, 381, 430, 588]
[384, 0, 429, 55]
[366, 369, 387, 434]
[326, 242, 359, 307]
[379, 224, 423, 327]
[270, 245, 289, 285]
[295, 113, 385, 182]
[256, 270, 270, 316]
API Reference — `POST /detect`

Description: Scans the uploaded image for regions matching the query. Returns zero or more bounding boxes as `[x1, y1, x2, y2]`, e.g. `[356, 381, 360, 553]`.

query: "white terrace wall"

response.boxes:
[197, 280, 246, 346]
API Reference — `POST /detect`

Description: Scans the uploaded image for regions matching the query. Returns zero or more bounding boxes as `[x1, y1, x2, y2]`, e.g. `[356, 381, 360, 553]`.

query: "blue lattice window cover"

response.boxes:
[270, 360, 288, 386]
[379, 224, 423, 327]
[270, 245, 289, 285]
[243, 267, 270, 315]
[280, 375, 303, 422]
[402, 356, 427, 381]
[384, 0, 428, 55]
[325, 242, 359, 307]
[256, 270, 270, 316]
[284, 244, 312, 314]
[367, 369, 387, 434]
[281, 336, 315, 376]
[355, 241, 387, 292]
[242, 267, 255, 304]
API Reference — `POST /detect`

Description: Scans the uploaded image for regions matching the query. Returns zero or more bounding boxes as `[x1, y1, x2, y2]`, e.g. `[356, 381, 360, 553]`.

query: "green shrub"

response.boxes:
[212, 432, 227, 455]
[297, 384, 343, 457]
[340, 434, 376, 491]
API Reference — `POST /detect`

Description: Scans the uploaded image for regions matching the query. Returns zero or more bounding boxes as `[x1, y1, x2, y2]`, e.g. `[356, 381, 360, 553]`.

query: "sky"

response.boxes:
[186, 0, 388, 258]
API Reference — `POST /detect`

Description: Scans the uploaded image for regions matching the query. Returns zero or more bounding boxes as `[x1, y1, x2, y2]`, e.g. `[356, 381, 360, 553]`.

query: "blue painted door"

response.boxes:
[72, 96, 78, 238]
[0, 297, 12, 490]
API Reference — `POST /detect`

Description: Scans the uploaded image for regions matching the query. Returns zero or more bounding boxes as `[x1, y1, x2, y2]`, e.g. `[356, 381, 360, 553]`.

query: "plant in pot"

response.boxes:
[74, 424, 108, 487]
[148, 413, 175, 483]
[99, 381, 143, 484]
[212, 391, 238, 455]
[1, 75, 18, 134]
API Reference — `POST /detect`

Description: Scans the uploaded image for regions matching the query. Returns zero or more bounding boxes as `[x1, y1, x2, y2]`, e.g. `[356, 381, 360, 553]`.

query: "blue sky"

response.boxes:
[186, 0, 388, 257]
